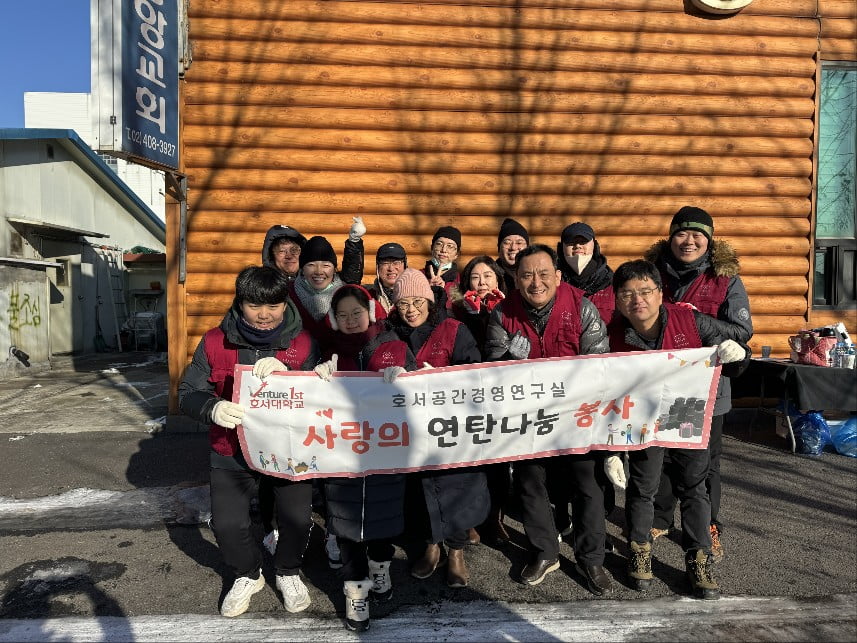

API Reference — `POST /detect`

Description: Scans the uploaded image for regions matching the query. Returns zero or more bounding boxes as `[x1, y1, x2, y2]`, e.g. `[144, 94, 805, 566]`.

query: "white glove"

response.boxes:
[314, 354, 338, 381]
[604, 455, 627, 490]
[508, 331, 531, 360]
[382, 365, 406, 383]
[211, 400, 245, 429]
[716, 339, 746, 364]
[349, 216, 366, 242]
[419, 362, 434, 370]
[252, 357, 287, 379]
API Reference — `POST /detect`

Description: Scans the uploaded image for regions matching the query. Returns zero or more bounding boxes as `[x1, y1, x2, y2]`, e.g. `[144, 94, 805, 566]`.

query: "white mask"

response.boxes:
[566, 253, 592, 275]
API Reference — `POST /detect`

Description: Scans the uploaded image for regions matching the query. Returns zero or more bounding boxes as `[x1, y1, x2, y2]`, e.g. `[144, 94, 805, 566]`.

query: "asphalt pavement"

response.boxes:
[0, 352, 855, 641]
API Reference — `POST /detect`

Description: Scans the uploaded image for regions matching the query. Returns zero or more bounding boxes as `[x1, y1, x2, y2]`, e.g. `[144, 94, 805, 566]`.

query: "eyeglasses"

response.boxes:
[501, 239, 527, 249]
[274, 247, 300, 257]
[378, 259, 404, 268]
[395, 298, 427, 312]
[432, 241, 458, 253]
[335, 309, 369, 323]
[616, 287, 660, 302]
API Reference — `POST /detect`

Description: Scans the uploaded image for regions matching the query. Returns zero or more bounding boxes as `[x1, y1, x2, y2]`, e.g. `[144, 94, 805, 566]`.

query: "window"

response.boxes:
[814, 63, 856, 310]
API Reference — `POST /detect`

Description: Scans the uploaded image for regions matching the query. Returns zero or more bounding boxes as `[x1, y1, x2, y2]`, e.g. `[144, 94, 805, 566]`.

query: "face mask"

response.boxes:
[566, 253, 592, 275]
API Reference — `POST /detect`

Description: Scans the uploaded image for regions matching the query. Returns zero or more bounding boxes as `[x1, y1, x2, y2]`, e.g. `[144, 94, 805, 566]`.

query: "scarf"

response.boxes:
[293, 273, 343, 320]
[237, 315, 286, 347]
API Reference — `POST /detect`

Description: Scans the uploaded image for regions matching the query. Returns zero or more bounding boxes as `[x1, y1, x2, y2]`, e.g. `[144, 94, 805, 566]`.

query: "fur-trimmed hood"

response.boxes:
[644, 239, 741, 278]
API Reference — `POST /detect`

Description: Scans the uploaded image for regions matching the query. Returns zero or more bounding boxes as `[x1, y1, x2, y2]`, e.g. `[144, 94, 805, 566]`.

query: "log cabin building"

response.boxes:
[166, 0, 856, 410]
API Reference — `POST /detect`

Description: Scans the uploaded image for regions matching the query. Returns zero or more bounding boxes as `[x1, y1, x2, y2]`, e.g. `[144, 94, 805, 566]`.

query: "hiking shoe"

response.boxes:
[262, 529, 279, 556]
[220, 571, 265, 617]
[325, 531, 343, 569]
[368, 559, 393, 602]
[686, 549, 720, 600]
[276, 574, 311, 613]
[709, 524, 725, 563]
[627, 541, 654, 591]
[575, 563, 614, 596]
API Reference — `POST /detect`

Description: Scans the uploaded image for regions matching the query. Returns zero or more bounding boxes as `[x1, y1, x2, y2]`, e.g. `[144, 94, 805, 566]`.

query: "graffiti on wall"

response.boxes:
[8, 283, 42, 330]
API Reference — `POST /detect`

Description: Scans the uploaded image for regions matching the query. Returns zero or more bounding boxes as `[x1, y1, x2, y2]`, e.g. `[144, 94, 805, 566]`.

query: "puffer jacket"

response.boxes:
[322, 329, 416, 543]
[645, 238, 754, 415]
[178, 300, 319, 461]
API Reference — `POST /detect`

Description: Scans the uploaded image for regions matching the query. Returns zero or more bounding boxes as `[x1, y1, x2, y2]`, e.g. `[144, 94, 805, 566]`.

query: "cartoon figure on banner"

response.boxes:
[309, 456, 319, 472]
[606, 423, 618, 445]
[640, 423, 649, 443]
[625, 424, 634, 445]
[286, 458, 295, 474]
[270, 454, 280, 472]
[258, 451, 269, 469]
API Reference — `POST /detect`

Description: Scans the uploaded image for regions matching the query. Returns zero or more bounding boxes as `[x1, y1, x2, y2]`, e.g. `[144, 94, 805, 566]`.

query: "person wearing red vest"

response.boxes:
[607, 259, 749, 601]
[557, 221, 616, 324]
[314, 283, 417, 632]
[387, 268, 487, 589]
[484, 244, 616, 596]
[178, 266, 320, 618]
[644, 206, 753, 562]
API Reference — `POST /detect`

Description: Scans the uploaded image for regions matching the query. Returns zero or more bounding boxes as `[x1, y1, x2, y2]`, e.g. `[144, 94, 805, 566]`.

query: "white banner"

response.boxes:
[234, 348, 721, 480]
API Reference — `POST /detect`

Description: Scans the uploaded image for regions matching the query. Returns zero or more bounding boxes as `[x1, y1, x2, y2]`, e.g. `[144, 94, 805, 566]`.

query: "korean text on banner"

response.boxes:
[235, 348, 721, 480]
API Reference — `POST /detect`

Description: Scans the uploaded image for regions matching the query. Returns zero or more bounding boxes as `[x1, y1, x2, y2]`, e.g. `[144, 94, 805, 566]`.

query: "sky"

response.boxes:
[0, 1, 91, 128]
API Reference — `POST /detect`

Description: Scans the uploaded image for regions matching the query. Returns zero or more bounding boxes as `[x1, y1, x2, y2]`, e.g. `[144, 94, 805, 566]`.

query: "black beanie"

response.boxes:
[669, 206, 714, 242]
[299, 236, 338, 268]
[432, 226, 461, 251]
[497, 218, 529, 250]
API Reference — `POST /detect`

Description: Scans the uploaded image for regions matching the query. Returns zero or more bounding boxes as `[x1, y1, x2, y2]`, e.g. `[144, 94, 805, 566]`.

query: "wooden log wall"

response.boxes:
[169, 0, 857, 405]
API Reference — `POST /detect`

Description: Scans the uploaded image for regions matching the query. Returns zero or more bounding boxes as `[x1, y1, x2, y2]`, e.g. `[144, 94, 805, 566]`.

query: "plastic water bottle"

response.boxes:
[832, 341, 847, 368]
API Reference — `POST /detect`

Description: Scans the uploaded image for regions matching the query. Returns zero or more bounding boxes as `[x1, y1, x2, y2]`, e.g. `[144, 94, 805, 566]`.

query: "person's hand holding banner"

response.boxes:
[716, 340, 745, 364]
[604, 455, 627, 489]
[314, 354, 339, 381]
[508, 331, 531, 359]
[382, 366, 406, 382]
[252, 357, 288, 379]
[211, 400, 245, 429]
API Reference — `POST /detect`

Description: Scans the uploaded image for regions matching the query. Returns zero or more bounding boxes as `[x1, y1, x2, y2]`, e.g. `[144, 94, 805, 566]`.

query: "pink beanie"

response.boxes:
[393, 268, 435, 303]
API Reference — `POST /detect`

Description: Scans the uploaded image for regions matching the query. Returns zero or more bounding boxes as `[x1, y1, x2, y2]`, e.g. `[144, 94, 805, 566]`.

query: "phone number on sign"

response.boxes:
[125, 128, 176, 158]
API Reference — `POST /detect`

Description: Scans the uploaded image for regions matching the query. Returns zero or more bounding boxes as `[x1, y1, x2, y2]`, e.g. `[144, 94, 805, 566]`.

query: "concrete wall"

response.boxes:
[0, 265, 50, 377]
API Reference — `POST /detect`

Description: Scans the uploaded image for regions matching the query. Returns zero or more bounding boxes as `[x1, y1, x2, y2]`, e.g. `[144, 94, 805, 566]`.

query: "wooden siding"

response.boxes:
[170, 0, 856, 404]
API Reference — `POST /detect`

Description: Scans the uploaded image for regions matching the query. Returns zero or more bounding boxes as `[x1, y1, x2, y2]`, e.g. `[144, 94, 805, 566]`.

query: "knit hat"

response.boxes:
[327, 284, 376, 330]
[561, 222, 595, 245]
[299, 236, 337, 269]
[431, 226, 461, 252]
[497, 218, 529, 250]
[376, 242, 407, 262]
[669, 206, 714, 242]
[392, 268, 435, 303]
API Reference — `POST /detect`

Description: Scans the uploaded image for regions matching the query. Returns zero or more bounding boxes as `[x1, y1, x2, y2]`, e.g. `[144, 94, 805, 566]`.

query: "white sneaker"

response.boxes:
[325, 531, 343, 569]
[276, 574, 311, 613]
[263, 529, 279, 556]
[220, 572, 265, 617]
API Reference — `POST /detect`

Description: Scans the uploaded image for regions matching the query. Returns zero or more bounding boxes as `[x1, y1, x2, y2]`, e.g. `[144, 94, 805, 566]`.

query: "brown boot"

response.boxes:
[411, 543, 445, 579]
[466, 527, 481, 546]
[446, 547, 469, 588]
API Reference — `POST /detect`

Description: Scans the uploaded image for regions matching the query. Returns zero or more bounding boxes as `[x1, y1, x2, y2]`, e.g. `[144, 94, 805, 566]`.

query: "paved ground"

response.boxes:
[0, 352, 855, 641]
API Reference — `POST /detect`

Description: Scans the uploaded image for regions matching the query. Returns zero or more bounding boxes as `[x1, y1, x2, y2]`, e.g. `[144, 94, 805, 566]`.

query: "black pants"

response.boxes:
[653, 414, 723, 531]
[338, 538, 395, 581]
[515, 452, 606, 566]
[626, 446, 711, 552]
[210, 466, 313, 578]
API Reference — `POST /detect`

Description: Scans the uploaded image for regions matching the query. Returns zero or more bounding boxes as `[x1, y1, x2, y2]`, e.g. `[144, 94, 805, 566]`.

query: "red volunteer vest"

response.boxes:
[204, 326, 315, 457]
[415, 318, 462, 367]
[608, 303, 702, 352]
[500, 282, 583, 358]
[336, 338, 411, 372]
[662, 271, 729, 317]
[586, 285, 616, 325]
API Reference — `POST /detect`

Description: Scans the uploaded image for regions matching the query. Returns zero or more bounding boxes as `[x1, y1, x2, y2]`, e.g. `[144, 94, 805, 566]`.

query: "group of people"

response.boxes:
[179, 206, 753, 630]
